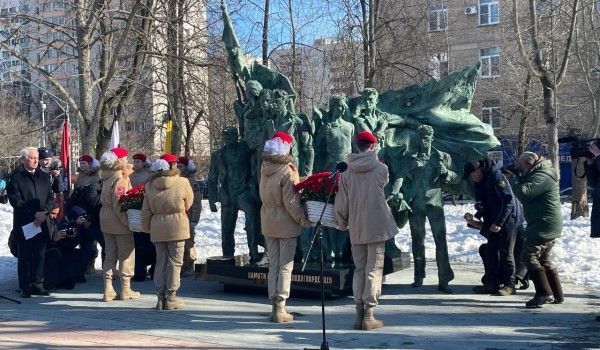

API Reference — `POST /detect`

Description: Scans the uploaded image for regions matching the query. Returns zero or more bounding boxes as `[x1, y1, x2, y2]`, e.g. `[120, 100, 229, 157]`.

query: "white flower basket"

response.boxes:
[127, 209, 143, 232]
[304, 200, 338, 228]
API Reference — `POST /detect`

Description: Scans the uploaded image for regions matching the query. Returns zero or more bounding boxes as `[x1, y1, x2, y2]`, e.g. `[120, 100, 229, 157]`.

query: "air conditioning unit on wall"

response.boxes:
[465, 6, 478, 15]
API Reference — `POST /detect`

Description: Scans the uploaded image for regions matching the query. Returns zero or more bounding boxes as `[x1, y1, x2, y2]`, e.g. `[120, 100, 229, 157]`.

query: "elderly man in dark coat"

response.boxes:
[7, 146, 55, 298]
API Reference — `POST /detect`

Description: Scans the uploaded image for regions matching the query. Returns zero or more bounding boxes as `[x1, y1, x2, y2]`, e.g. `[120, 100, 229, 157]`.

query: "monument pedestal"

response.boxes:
[198, 252, 411, 299]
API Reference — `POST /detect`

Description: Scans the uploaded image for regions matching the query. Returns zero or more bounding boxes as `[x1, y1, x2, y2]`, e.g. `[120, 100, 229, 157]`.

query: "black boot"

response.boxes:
[525, 268, 554, 308]
[545, 268, 564, 304]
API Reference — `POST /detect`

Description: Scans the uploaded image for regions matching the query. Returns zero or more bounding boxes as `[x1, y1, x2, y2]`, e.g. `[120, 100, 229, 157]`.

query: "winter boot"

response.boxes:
[472, 284, 494, 294]
[156, 294, 166, 311]
[273, 299, 294, 323]
[354, 303, 365, 330]
[362, 306, 384, 331]
[494, 285, 516, 296]
[526, 268, 554, 308]
[164, 292, 185, 310]
[545, 268, 564, 304]
[181, 260, 194, 278]
[119, 278, 141, 300]
[102, 278, 117, 302]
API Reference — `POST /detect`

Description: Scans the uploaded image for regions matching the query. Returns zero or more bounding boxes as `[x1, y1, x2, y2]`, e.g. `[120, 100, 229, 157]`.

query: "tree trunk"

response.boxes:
[571, 158, 589, 219]
[517, 73, 533, 156]
[262, 0, 270, 66]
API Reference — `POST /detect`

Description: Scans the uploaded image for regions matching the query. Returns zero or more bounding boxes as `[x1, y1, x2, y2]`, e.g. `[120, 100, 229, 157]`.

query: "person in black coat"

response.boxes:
[44, 205, 96, 291]
[463, 159, 524, 296]
[38, 147, 63, 194]
[7, 147, 55, 298]
[585, 143, 600, 238]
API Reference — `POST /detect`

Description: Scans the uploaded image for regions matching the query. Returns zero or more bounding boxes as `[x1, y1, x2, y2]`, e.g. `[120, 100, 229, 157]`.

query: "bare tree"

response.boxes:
[510, 0, 580, 173]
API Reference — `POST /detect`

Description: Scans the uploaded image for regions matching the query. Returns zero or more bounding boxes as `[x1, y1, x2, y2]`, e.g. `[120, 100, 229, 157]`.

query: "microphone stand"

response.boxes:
[303, 172, 340, 350]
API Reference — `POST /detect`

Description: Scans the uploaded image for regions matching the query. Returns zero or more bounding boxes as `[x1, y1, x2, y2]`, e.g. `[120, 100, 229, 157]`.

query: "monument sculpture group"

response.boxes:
[207, 1, 500, 293]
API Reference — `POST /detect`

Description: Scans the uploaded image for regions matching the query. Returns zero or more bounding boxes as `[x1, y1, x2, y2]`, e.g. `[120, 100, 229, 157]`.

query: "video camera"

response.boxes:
[49, 159, 63, 171]
[65, 227, 77, 237]
[558, 136, 600, 159]
[501, 163, 518, 175]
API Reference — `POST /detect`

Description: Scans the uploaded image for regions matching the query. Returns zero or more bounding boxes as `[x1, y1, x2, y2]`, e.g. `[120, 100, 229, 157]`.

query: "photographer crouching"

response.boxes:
[45, 205, 96, 291]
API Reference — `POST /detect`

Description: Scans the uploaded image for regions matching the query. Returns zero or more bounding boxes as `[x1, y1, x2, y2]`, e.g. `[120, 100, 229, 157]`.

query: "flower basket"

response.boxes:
[127, 209, 143, 232]
[304, 200, 338, 228]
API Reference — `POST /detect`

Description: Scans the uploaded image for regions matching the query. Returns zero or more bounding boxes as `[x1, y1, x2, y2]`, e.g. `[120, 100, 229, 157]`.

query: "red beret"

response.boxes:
[132, 153, 147, 162]
[272, 131, 293, 144]
[110, 147, 128, 158]
[79, 155, 93, 163]
[160, 153, 178, 163]
[177, 156, 189, 165]
[355, 131, 378, 143]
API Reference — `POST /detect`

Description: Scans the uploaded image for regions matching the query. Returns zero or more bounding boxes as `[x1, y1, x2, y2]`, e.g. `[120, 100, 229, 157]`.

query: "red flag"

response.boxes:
[56, 114, 70, 220]
[60, 114, 70, 193]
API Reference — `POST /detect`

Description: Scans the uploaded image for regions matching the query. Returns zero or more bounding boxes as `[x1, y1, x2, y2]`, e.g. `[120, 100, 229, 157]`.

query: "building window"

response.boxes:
[481, 100, 501, 128]
[428, 3, 448, 32]
[480, 47, 500, 78]
[428, 52, 448, 79]
[479, 0, 499, 25]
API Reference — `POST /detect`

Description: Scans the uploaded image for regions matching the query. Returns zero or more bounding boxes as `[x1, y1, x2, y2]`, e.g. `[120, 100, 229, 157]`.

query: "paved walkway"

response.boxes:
[1, 263, 599, 350]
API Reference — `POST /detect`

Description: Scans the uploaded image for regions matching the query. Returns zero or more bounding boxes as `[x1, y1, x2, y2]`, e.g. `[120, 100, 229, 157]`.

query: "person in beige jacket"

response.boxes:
[334, 131, 398, 331]
[74, 155, 101, 189]
[259, 132, 311, 323]
[142, 159, 193, 310]
[176, 156, 202, 277]
[99, 148, 138, 302]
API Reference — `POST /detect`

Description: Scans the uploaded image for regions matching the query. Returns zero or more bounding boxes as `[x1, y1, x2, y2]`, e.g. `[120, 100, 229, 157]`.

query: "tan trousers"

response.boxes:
[266, 236, 296, 301]
[103, 233, 135, 280]
[183, 223, 197, 262]
[352, 241, 385, 307]
[154, 240, 185, 296]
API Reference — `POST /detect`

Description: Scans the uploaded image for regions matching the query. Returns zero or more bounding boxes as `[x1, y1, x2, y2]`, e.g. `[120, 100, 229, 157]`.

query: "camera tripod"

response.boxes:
[0, 294, 22, 304]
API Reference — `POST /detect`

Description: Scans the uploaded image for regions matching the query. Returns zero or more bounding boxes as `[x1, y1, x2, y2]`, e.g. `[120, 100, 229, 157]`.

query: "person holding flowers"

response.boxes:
[99, 147, 138, 302]
[334, 131, 398, 331]
[128, 153, 156, 282]
[259, 131, 310, 323]
[142, 157, 193, 310]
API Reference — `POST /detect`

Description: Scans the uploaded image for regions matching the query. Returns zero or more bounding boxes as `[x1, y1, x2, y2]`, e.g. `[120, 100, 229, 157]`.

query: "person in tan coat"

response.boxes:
[142, 158, 193, 310]
[259, 132, 311, 323]
[99, 148, 139, 302]
[334, 131, 398, 331]
[176, 156, 202, 277]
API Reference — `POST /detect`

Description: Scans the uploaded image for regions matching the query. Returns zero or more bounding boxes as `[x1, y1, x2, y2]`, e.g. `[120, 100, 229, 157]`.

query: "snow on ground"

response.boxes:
[1, 200, 599, 291]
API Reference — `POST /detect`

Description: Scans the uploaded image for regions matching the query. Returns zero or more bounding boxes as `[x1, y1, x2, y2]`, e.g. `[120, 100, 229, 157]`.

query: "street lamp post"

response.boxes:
[40, 101, 47, 147]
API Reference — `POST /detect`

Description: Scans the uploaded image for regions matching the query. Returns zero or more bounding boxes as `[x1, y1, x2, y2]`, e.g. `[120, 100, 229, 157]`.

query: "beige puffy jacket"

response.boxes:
[99, 162, 132, 235]
[141, 168, 193, 242]
[74, 167, 101, 189]
[334, 151, 398, 244]
[259, 153, 310, 239]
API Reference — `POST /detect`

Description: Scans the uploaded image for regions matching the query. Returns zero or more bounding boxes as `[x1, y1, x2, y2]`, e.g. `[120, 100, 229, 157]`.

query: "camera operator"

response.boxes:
[463, 159, 525, 296]
[45, 206, 96, 291]
[38, 147, 63, 194]
[584, 143, 600, 238]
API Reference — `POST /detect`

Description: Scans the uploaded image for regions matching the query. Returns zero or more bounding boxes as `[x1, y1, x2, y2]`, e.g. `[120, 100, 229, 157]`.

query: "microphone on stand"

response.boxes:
[327, 162, 348, 179]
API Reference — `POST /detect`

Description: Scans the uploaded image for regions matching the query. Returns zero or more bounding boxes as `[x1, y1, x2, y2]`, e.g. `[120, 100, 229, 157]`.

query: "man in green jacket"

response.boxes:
[509, 151, 564, 308]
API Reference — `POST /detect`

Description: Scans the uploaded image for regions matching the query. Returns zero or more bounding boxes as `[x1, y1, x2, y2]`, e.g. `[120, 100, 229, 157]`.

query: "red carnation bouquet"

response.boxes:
[118, 185, 145, 212]
[293, 172, 340, 204]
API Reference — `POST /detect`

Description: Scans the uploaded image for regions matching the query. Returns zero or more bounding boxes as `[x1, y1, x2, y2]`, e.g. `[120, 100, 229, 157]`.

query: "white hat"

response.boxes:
[151, 159, 170, 172]
[100, 151, 118, 163]
[264, 137, 291, 156]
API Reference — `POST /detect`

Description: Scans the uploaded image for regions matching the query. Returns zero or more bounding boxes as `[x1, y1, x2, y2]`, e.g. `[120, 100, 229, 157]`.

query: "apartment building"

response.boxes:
[0, 0, 210, 160]
[269, 38, 364, 113]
